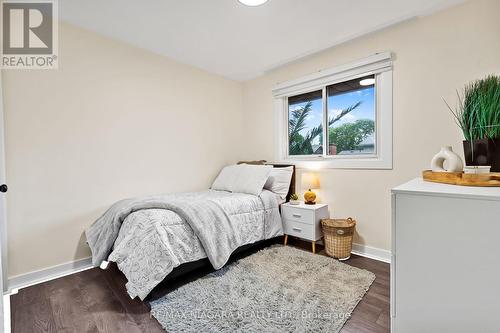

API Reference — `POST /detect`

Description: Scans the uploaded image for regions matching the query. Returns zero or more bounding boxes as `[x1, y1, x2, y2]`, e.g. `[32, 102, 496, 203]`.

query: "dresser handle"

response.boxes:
[292, 227, 302, 232]
[292, 213, 302, 218]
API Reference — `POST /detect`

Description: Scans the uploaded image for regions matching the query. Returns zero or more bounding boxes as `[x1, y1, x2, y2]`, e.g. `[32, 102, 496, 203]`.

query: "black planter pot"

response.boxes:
[463, 138, 500, 172]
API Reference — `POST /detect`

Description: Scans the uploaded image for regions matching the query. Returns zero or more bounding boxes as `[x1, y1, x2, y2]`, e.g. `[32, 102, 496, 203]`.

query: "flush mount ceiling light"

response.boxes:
[359, 78, 375, 86]
[238, 0, 269, 6]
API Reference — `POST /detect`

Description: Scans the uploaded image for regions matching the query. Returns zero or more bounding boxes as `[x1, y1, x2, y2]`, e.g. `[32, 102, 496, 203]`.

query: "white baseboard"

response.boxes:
[351, 243, 391, 263]
[4, 243, 390, 292]
[7, 257, 93, 292]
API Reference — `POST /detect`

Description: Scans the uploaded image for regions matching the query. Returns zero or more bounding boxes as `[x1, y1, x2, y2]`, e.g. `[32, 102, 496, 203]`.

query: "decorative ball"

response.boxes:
[304, 190, 316, 204]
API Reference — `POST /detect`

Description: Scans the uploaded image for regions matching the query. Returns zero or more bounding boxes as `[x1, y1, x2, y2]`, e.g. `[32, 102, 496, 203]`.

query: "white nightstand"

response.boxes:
[281, 202, 329, 254]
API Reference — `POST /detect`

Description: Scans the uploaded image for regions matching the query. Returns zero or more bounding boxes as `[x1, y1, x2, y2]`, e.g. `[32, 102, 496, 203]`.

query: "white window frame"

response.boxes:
[273, 52, 393, 169]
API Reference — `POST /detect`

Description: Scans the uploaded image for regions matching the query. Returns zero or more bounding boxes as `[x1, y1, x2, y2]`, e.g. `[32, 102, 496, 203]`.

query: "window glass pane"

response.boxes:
[327, 74, 376, 156]
[288, 90, 323, 156]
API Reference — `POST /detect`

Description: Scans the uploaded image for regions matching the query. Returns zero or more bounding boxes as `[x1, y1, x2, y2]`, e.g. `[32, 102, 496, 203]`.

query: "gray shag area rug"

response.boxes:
[150, 245, 375, 333]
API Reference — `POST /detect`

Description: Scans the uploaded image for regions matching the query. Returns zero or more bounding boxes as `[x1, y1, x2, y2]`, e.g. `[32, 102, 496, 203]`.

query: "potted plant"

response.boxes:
[289, 193, 300, 205]
[445, 75, 500, 171]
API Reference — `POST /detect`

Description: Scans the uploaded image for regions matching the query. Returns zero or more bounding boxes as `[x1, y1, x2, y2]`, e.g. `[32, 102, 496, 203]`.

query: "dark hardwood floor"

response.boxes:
[11, 238, 390, 333]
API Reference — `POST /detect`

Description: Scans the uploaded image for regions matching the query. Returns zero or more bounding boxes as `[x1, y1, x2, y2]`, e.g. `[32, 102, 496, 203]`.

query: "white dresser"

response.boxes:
[391, 178, 500, 332]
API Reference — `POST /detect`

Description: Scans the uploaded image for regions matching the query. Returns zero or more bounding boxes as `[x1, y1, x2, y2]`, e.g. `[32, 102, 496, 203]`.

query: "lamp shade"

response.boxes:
[301, 173, 320, 190]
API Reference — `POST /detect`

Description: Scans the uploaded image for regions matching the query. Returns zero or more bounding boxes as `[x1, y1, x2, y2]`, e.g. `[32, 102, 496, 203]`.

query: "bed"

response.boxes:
[86, 163, 295, 300]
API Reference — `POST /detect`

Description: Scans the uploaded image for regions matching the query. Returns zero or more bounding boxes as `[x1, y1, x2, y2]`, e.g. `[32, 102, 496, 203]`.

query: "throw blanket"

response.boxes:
[86, 196, 243, 270]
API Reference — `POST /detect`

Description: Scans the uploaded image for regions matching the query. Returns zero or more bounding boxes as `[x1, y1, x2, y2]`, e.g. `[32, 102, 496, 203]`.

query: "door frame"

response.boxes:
[0, 69, 6, 333]
[0, 70, 8, 293]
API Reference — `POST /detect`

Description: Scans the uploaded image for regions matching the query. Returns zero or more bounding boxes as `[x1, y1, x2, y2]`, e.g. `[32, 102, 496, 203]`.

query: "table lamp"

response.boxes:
[301, 173, 320, 205]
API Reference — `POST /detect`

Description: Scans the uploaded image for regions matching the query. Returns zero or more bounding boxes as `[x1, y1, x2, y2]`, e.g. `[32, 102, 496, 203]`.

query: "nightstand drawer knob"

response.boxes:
[292, 227, 302, 232]
[292, 213, 302, 218]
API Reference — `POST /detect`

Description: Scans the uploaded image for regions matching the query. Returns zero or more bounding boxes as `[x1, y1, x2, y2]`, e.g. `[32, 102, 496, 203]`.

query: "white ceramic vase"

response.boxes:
[431, 146, 464, 173]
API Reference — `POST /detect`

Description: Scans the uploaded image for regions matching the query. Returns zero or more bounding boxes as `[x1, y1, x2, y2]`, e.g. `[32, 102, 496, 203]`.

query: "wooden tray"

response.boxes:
[422, 170, 500, 187]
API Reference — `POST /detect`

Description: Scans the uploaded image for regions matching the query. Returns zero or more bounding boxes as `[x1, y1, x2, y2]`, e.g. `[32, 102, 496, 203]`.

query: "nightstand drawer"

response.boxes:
[282, 206, 314, 225]
[283, 219, 314, 240]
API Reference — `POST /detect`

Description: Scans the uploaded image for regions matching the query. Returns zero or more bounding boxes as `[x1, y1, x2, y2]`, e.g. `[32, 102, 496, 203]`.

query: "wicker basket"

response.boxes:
[321, 218, 356, 260]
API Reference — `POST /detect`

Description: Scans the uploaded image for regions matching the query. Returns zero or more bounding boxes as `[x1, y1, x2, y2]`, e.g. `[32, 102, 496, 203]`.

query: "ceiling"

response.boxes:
[60, 0, 465, 81]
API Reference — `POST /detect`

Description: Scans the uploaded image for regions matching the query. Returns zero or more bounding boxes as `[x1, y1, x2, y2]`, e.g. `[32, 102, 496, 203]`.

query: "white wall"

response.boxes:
[2, 23, 244, 277]
[3, 0, 500, 278]
[241, 0, 500, 251]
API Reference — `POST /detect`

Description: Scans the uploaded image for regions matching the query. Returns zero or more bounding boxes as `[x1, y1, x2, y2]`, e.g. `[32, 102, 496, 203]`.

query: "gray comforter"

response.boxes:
[86, 190, 282, 300]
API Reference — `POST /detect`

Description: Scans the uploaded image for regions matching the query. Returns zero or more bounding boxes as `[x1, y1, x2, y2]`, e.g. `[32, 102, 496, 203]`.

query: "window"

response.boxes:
[288, 90, 323, 155]
[327, 75, 375, 156]
[274, 53, 392, 169]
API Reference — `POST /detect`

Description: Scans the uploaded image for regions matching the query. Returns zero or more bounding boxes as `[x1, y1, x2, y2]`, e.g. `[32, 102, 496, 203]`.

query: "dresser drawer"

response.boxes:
[282, 206, 315, 225]
[283, 219, 314, 240]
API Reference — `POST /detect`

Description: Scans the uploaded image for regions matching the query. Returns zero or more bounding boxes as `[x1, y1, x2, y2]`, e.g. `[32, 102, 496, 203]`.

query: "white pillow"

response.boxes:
[264, 166, 294, 200]
[211, 164, 272, 196]
[232, 164, 273, 196]
[211, 164, 240, 192]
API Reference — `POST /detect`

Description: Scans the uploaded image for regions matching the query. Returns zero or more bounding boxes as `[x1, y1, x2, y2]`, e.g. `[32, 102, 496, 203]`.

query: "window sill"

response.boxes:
[278, 156, 393, 170]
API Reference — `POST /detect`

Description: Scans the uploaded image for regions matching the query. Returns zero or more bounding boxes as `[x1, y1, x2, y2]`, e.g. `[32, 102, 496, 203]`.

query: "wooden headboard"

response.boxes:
[267, 163, 296, 202]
